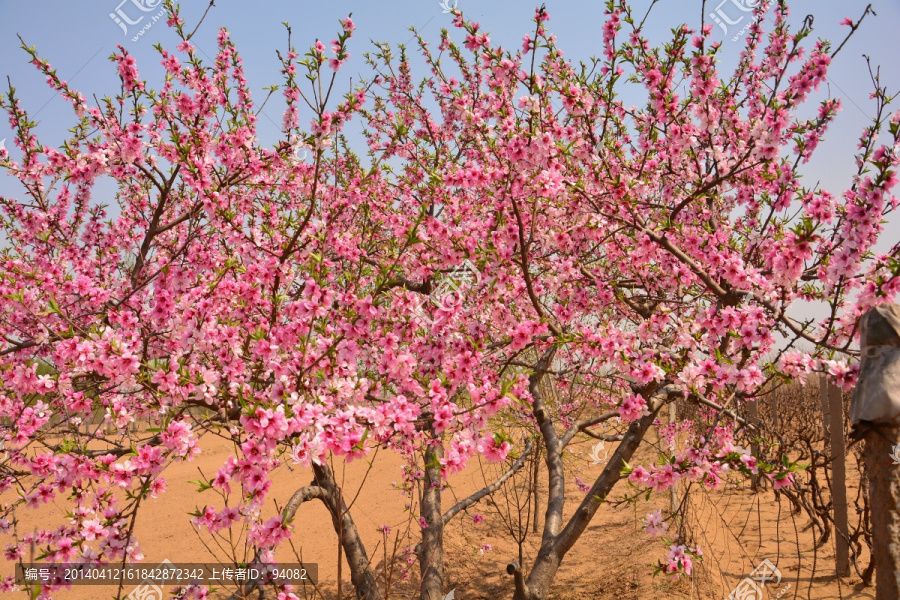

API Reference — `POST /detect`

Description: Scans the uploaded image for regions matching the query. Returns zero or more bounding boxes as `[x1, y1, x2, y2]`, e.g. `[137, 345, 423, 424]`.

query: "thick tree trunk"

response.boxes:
[418, 438, 445, 600]
[312, 462, 383, 600]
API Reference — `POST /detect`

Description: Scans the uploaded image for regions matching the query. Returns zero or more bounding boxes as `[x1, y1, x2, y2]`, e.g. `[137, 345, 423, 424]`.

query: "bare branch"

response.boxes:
[283, 484, 329, 521]
[580, 430, 624, 443]
[561, 410, 618, 448]
[831, 4, 874, 59]
[442, 439, 533, 526]
[186, 1, 217, 41]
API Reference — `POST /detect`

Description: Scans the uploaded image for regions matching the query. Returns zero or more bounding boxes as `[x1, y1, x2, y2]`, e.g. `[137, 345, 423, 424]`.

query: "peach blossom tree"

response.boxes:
[0, 1, 897, 600]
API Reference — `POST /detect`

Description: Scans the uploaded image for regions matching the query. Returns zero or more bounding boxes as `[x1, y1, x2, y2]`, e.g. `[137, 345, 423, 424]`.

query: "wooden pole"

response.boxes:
[864, 426, 900, 598]
[852, 304, 900, 599]
[827, 382, 850, 577]
[820, 374, 831, 442]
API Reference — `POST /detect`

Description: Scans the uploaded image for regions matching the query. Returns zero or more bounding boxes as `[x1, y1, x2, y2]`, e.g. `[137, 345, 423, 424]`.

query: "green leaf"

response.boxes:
[188, 480, 212, 493]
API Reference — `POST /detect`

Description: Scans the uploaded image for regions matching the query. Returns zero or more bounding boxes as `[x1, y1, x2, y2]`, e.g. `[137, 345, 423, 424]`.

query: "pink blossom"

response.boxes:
[478, 435, 512, 462]
[643, 510, 669, 537]
[628, 465, 651, 486]
[770, 472, 795, 491]
[249, 515, 291, 548]
[618, 395, 650, 422]
[81, 519, 107, 541]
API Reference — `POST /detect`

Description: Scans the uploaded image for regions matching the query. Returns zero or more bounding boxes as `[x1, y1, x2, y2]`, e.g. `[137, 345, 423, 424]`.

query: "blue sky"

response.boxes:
[0, 0, 898, 227]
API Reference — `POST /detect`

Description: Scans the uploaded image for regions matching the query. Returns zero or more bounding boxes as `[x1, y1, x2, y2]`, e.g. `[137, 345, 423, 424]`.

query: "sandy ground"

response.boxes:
[0, 428, 870, 600]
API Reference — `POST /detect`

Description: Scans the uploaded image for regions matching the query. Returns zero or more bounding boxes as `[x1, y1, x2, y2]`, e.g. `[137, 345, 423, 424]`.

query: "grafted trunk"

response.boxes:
[418, 438, 445, 600]
[312, 462, 383, 600]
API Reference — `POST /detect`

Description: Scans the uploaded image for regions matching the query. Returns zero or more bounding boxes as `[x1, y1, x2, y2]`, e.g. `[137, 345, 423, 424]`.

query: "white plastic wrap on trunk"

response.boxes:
[850, 304, 900, 426]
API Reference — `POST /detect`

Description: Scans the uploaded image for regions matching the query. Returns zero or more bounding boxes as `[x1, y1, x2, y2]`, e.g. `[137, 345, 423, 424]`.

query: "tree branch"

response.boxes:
[442, 439, 533, 527]
[224, 484, 328, 600]
[580, 430, 624, 443]
[506, 561, 528, 599]
[283, 484, 329, 521]
[552, 397, 663, 558]
[561, 410, 618, 448]
[529, 348, 566, 541]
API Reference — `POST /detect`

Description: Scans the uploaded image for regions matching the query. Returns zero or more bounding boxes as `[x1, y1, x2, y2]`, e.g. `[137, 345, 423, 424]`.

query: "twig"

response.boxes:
[186, 1, 217, 41]
[442, 439, 534, 526]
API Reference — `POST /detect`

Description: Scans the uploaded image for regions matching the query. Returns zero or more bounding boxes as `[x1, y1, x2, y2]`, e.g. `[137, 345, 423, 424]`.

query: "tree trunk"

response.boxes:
[225, 472, 382, 600]
[312, 462, 383, 600]
[512, 406, 660, 600]
[418, 437, 445, 600]
[820, 374, 831, 441]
